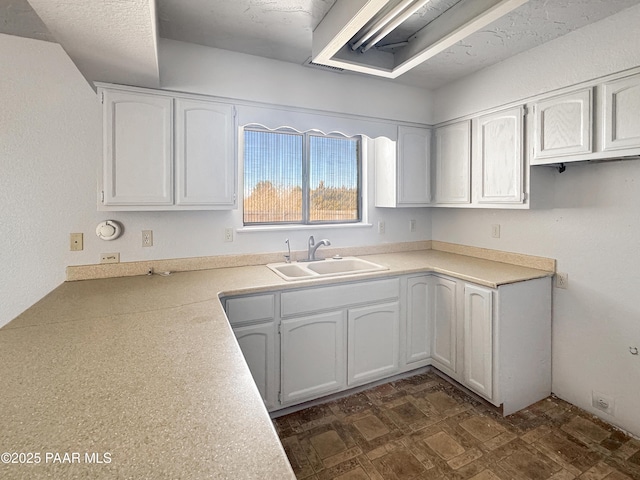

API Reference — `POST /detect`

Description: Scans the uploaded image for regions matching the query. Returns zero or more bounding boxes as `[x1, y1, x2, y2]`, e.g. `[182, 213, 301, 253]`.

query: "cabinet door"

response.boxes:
[431, 277, 457, 372]
[406, 276, 431, 365]
[463, 284, 493, 400]
[603, 74, 640, 151]
[347, 302, 399, 386]
[280, 311, 346, 404]
[175, 99, 236, 206]
[397, 126, 431, 205]
[474, 107, 524, 204]
[435, 121, 471, 204]
[103, 90, 173, 205]
[233, 322, 277, 410]
[533, 88, 593, 160]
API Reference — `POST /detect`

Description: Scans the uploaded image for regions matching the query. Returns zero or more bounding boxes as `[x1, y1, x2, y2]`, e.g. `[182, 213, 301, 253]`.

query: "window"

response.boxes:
[243, 127, 361, 225]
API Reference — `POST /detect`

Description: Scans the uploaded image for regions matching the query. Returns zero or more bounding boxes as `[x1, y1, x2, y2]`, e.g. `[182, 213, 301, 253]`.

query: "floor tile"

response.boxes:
[353, 414, 391, 441]
[311, 430, 348, 459]
[424, 431, 466, 460]
[273, 372, 639, 480]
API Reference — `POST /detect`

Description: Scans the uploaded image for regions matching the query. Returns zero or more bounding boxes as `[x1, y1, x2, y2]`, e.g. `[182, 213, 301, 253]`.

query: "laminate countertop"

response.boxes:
[0, 249, 553, 479]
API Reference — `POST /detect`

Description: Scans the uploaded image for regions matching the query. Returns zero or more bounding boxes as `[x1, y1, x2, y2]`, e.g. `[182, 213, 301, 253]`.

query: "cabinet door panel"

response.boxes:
[397, 126, 431, 205]
[464, 284, 493, 400]
[234, 322, 277, 410]
[175, 99, 235, 206]
[435, 121, 471, 204]
[475, 107, 524, 204]
[603, 74, 640, 151]
[432, 277, 457, 371]
[406, 276, 431, 364]
[348, 302, 399, 386]
[103, 90, 173, 205]
[281, 311, 346, 404]
[533, 88, 592, 160]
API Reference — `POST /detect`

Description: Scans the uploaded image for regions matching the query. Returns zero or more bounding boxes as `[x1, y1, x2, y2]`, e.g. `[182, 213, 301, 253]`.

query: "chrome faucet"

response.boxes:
[307, 235, 331, 261]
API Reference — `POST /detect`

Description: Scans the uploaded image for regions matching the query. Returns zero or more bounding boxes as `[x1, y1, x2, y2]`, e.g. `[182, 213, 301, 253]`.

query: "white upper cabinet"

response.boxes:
[397, 126, 431, 205]
[103, 89, 173, 206]
[99, 84, 236, 211]
[532, 88, 593, 161]
[603, 74, 640, 152]
[375, 126, 431, 207]
[473, 106, 524, 204]
[175, 99, 236, 206]
[434, 120, 471, 204]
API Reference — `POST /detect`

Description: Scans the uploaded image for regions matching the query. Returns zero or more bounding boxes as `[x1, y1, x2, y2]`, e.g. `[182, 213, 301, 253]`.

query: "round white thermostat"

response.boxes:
[96, 220, 123, 241]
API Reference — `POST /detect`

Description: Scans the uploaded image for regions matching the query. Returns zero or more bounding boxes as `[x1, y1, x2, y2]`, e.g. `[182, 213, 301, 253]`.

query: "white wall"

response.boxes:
[0, 34, 432, 328]
[159, 38, 434, 125]
[0, 34, 101, 327]
[431, 4, 640, 437]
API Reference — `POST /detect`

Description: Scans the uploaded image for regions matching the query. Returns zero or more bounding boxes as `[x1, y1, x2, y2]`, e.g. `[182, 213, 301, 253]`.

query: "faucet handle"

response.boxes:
[308, 235, 315, 246]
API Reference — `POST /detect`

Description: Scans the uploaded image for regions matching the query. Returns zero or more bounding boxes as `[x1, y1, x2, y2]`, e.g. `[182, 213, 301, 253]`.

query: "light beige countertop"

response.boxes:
[0, 248, 553, 479]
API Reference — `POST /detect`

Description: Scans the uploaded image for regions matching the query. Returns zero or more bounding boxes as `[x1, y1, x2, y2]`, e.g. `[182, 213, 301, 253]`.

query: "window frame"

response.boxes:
[242, 126, 362, 226]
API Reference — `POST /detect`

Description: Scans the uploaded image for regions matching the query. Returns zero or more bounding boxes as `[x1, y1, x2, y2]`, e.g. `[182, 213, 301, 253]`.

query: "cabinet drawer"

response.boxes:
[225, 294, 275, 325]
[281, 278, 400, 317]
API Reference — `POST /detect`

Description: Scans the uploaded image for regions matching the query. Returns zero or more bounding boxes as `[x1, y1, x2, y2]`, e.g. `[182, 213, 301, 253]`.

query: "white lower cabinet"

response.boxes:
[233, 322, 278, 410]
[225, 294, 278, 410]
[280, 311, 346, 404]
[405, 275, 431, 365]
[429, 274, 551, 414]
[463, 284, 493, 399]
[431, 276, 457, 372]
[347, 302, 400, 386]
[224, 273, 550, 416]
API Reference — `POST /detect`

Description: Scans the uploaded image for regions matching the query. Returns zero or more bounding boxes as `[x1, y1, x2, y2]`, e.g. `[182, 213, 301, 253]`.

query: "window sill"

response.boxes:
[236, 223, 373, 234]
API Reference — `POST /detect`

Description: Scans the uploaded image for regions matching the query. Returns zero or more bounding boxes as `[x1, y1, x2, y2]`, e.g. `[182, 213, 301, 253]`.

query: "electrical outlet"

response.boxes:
[70, 233, 83, 251]
[409, 219, 416, 232]
[100, 253, 120, 264]
[592, 391, 614, 415]
[555, 272, 569, 289]
[378, 221, 385, 234]
[224, 227, 234, 242]
[142, 230, 153, 247]
[491, 224, 501, 238]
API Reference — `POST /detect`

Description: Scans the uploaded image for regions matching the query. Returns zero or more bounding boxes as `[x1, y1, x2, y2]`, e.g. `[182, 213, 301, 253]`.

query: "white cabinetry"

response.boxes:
[532, 88, 593, 161]
[279, 278, 400, 407]
[603, 74, 640, 152]
[175, 98, 235, 206]
[430, 275, 551, 414]
[281, 311, 346, 404]
[431, 276, 457, 373]
[375, 126, 431, 207]
[529, 71, 640, 165]
[223, 272, 550, 416]
[225, 294, 278, 410]
[102, 89, 173, 206]
[463, 284, 493, 399]
[473, 107, 524, 204]
[234, 322, 278, 410]
[405, 275, 431, 365]
[99, 84, 236, 211]
[434, 121, 471, 204]
[347, 302, 399, 386]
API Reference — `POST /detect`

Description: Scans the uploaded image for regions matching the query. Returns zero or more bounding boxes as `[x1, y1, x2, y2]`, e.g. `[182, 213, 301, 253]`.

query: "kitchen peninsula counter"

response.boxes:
[0, 247, 553, 479]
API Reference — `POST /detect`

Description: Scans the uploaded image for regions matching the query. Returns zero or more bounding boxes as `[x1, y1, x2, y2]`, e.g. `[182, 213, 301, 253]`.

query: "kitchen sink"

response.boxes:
[267, 257, 388, 281]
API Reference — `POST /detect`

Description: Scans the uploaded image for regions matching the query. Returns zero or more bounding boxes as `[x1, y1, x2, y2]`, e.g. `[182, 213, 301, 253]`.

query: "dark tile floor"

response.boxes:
[273, 371, 640, 480]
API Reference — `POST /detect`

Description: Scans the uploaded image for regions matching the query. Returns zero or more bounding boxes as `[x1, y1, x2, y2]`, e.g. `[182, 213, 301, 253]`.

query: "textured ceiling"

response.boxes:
[0, 0, 54, 42]
[2, 0, 640, 89]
